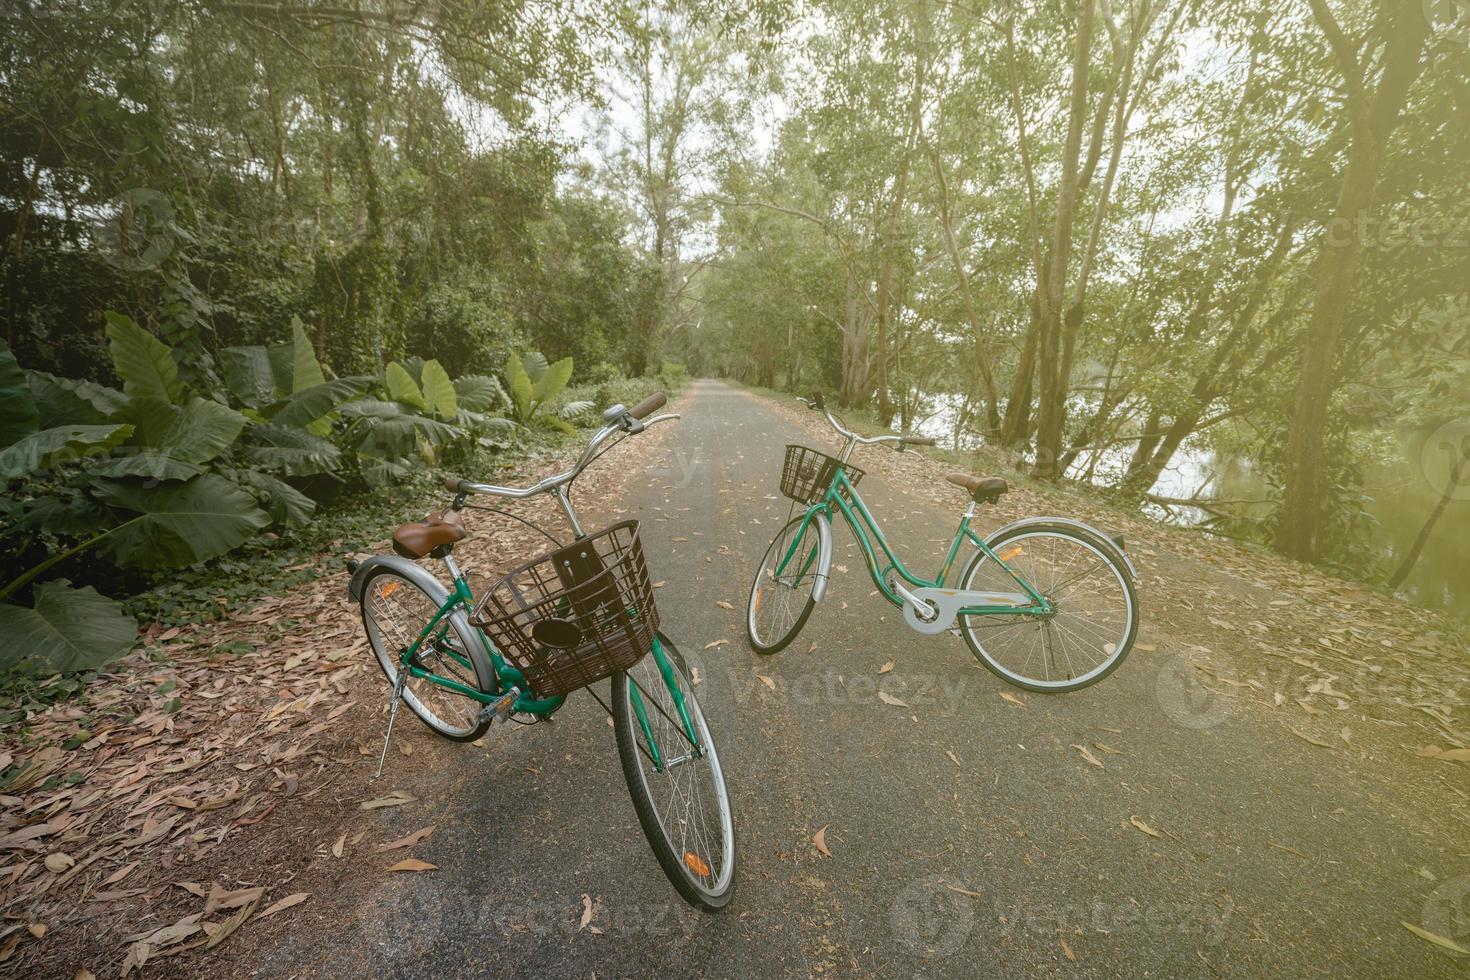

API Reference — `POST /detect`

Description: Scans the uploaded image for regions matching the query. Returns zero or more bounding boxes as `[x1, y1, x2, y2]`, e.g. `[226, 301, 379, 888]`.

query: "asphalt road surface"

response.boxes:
[259, 380, 1467, 979]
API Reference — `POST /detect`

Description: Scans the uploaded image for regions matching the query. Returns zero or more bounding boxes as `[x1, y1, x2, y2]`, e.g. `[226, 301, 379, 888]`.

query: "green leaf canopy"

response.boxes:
[105, 312, 181, 403]
[93, 474, 271, 567]
[0, 580, 137, 675]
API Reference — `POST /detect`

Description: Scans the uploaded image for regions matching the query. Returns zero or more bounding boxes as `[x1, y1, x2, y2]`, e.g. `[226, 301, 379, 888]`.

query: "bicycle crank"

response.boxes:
[896, 584, 1033, 635]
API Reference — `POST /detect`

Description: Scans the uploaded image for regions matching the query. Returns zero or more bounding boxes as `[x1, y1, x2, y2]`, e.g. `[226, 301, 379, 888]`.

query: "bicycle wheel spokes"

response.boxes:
[747, 516, 820, 652]
[961, 529, 1135, 690]
[363, 573, 484, 736]
[618, 644, 734, 907]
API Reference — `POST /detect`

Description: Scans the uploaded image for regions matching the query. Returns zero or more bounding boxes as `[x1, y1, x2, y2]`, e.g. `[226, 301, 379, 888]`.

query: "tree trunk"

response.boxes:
[1277, 0, 1429, 560]
[1388, 445, 1469, 590]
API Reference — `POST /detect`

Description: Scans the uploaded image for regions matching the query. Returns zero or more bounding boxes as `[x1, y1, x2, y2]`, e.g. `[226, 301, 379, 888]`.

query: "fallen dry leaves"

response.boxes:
[0, 428, 676, 978]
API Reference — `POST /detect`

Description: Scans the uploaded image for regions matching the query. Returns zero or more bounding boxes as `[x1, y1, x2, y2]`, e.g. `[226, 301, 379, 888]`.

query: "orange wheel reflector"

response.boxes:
[752, 591, 763, 616]
[998, 545, 1025, 561]
[380, 581, 401, 597]
[684, 851, 711, 877]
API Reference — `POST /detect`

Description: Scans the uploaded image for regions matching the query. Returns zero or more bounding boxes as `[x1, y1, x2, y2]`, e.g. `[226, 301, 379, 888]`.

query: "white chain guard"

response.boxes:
[901, 587, 1032, 635]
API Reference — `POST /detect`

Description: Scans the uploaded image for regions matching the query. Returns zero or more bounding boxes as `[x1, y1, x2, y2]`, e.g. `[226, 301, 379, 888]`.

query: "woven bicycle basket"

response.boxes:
[779, 444, 865, 505]
[469, 520, 658, 698]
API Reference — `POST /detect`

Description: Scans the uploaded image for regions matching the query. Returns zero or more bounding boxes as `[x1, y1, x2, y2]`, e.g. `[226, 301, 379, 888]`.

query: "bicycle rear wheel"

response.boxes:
[613, 633, 735, 911]
[359, 565, 497, 741]
[957, 524, 1137, 692]
[746, 515, 821, 654]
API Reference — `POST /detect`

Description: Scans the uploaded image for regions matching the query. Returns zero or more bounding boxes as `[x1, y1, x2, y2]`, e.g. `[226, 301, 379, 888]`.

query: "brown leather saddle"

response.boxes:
[392, 509, 466, 559]
[946, 473, 1009, 504]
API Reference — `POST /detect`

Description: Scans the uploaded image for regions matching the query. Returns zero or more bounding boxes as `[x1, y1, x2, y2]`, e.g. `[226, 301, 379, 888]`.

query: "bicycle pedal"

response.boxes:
[479, 686, 521, 726]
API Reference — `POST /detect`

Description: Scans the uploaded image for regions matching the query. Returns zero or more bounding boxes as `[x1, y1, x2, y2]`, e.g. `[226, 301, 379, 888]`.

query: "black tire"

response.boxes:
[612, 634, 736, 911]
[359, 565, 497, 741]
[957, 523, 1138, 693]
[745, 515, 821, 655]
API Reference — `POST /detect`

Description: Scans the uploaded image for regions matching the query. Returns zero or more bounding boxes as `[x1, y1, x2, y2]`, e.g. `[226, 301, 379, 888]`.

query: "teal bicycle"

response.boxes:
[746, 390, 1138, 692]
[347, 393, 735, 910]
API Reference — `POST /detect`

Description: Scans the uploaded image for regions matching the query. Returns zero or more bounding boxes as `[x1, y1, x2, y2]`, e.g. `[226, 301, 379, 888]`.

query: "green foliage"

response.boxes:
[504, 351, 587, 433]
[0, 580, 137, 676]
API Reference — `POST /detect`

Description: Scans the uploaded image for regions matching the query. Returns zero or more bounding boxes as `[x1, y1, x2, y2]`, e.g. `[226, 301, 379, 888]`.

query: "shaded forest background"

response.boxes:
[3, 0, 1470, 674]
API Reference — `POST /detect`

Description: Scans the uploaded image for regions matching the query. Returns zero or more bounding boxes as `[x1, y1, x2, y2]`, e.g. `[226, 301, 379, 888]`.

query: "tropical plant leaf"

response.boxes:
[542, 415, 577, 435]
[88, 452, 203, 481]
[452, 375, 507, 413]
[105, 312, 181, 403]
[237, 469, 316, 527]
[219, 345, 283, 408]
[93, 474, 271, 567]
[420, 359, 456, 421]
[0, 424, 134, 480]
[157, 397, 248, 463]
[385, 362, 426, 410]
[358, 455, 413, 486]
[243, 425, 341, 476]
[289, 316, 326, 393]
[505, 353, 533, 421]
[558, 399, 596, 420]
[268, 377, 372, 429]
[338, 398, 409, 419]
[0, 580, 137, 675]
[354, 414, 462, 459]
[3, 490, 113, 537]
[520, 351, 550, 384]
[531, 357, 573, 404]
[0, 339, 39, 446]
[27, 371, 127, 427]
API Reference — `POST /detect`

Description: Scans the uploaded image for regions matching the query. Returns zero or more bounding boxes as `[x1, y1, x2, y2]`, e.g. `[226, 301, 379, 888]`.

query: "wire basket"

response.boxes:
[779, 444, 864, 505]
[469, 520, 658, 698]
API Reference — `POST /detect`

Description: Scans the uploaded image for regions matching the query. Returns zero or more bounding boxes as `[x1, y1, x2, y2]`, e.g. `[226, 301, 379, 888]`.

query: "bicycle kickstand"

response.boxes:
[375, 670, 408, 779]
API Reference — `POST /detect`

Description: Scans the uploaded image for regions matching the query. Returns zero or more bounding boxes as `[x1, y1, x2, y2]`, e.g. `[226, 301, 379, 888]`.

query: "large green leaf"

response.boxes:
[0, 424, 134, 480]
[88, 452, 203, 481]
[0, 580, 137, 675]
[339, 398, 411, 418]
[420, 359, 457, 420]
[237, 469, 316, 527]
[105, 312, 181, 404]
[531, 357, 574, 404]
[354, 413, 462, 460]
[0, 340, 39, 446]
[385, 362, 426, 410]
[219, 345, 282, 408]
[453, 375, 508, 413]
[28, 371, 127, 427]
[244, 424, 342, 476]
[93, 474, 271, 567]
[521, 351, 550, 384]
[289, 316, 326, 393]
[116, 395, 246, 463]
[505, 353, 533, 420]
[158, 397, 248, 463]
[268, 376, 371, 429]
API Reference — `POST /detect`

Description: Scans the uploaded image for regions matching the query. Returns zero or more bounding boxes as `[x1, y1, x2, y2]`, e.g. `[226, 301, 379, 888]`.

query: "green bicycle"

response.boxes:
[347, 393, 735, 910]
[746, 390, 1139, 693]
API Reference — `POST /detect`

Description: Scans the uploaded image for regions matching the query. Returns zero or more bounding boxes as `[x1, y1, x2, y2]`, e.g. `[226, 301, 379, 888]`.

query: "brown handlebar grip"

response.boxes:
[444, 475, 465, 493]
[629, 391, 667, 420]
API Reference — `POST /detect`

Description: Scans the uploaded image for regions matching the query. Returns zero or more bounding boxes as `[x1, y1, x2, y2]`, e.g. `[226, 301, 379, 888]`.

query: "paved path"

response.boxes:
[259, 381, 1467, 978]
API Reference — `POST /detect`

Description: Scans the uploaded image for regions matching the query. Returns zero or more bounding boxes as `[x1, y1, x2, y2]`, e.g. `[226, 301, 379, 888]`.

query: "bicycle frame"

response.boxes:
[396, 565, 701, 772]
[776, 467, 1053, 617]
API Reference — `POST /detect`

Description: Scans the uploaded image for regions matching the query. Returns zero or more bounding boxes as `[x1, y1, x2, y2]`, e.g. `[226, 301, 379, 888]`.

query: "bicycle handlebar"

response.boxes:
[446, 400, 679, 501]
[800, 390, 934, 454]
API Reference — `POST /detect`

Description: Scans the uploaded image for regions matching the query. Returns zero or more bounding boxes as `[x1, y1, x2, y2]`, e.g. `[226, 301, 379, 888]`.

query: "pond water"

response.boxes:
[904, 395, 1470, 621]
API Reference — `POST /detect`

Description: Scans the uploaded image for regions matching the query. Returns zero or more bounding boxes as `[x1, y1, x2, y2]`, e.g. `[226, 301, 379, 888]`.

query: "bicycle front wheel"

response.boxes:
[359, 565, 497, 741]
[957, 524, 1138, 693]
[746, 514, 821, 654]
[613, 633, 736, 911]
